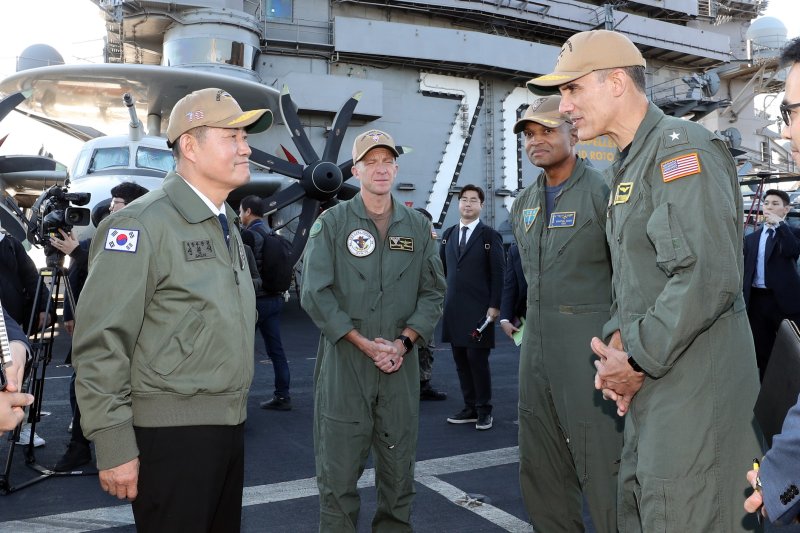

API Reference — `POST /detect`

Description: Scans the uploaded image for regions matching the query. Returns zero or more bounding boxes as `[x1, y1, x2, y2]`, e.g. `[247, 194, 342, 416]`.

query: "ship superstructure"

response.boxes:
[89, 0, 788, 230]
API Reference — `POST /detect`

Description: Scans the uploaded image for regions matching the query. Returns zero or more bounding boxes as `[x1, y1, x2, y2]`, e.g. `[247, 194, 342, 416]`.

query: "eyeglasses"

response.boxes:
[109, 199, 127, 212]
[779, 101, 800, 127]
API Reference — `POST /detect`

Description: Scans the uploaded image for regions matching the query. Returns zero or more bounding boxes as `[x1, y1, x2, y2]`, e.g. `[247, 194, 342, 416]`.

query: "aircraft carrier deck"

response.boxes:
[0, 298, 540, 532]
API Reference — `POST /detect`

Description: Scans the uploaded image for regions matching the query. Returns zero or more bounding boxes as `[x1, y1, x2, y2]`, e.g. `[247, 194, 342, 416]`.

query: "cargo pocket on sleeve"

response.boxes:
[646, 203, 695, 276]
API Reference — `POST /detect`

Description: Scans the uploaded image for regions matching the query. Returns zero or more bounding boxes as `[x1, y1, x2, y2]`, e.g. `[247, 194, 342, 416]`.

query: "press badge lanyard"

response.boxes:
[0, 303, 12, 390]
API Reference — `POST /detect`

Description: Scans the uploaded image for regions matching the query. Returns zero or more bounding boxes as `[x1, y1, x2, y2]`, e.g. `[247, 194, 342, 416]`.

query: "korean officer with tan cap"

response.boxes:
[73, 88, 272, 532]
[510, 95, 622, 532]
[528, 30, 761, 532]
[301, 129, 445, 532]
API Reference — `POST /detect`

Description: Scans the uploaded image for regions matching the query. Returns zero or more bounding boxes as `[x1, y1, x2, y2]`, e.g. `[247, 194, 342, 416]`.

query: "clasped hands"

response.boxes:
[592, 330, 644, 416]
[347, 330, 404, 374]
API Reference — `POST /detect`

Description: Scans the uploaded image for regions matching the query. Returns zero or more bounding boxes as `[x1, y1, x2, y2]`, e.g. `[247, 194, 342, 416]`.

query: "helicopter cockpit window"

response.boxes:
[137, 147, 175, 173]
[88, 147, 130, 173]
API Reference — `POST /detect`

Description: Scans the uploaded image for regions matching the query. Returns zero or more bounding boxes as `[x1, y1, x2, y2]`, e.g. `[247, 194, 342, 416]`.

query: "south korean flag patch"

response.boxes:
[105, 228, 140, 253]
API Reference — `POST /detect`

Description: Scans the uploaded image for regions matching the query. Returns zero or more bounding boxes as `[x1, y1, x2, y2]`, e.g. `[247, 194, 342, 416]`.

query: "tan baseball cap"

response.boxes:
[352, 129, 400, 162]
[526, 30, 646, 95]
[513, 95, 570, 133]
[166, 88, 273, 147]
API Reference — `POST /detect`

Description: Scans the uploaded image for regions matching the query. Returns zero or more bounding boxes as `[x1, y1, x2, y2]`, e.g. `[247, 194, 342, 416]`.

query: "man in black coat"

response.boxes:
[0, 230, 45, 332]
[440, 184, 505, 430]
[743, 188, 800, 380]
[499, 243, 527, 340]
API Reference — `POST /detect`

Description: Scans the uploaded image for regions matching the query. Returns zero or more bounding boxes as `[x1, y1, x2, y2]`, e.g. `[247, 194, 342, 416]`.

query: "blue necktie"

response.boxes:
[218, 213, 230, 248]
[458, 226, 468, 257]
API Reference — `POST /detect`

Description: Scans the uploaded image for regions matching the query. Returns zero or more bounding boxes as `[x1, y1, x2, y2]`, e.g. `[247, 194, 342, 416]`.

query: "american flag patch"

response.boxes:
[660, 153, 701, 182]
[104, 228, 140, 253]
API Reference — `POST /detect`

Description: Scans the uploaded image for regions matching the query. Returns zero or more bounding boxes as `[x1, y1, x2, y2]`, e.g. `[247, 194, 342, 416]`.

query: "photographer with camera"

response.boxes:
[0, 306, 33, 433]
[48, 182, 149, 472]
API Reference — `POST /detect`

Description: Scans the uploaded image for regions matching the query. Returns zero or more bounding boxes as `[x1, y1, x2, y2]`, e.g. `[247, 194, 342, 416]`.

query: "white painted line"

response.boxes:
[416, 475, 533, 533]
[0, 506, 135, 533]
[2, 446, 522, 532]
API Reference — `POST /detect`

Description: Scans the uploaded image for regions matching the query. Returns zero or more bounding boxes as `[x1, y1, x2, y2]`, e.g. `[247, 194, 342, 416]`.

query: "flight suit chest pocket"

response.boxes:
[610, 179, 649, 247]
[556, 218, 592, 255]
[646, 203, 695, 276]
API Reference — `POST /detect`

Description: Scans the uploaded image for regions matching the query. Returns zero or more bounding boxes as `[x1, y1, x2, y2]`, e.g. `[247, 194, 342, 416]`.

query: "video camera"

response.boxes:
[27, 185, 91, 257]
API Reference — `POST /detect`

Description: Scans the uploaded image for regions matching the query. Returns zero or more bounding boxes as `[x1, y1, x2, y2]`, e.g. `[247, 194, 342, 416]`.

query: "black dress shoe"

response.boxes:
[260, 396, 292, 411]
[420, 387, 447, 401]
[54, 441, 92, 472]
[447, 408, 478, 424]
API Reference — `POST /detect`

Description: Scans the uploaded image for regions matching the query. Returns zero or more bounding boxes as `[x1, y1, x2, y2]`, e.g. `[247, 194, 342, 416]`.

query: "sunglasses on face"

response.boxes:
[780, 101, 800, 127]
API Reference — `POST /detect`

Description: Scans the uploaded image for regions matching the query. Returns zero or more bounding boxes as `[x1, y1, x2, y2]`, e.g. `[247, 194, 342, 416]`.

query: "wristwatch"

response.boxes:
[396, 335, 414, 355]
[627, 353, 644, 373]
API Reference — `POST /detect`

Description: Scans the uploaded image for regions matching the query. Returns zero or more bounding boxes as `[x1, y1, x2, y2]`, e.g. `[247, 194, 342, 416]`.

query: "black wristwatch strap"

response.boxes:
[627, 353, 643, 373]
[396, 335, 414, 355]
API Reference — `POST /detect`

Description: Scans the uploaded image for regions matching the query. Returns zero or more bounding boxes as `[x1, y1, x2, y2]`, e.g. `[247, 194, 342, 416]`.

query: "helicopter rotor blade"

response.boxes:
[280, 86, 319, 165]
[249, 146, 303, 179]
[288, 196, 321, 265]
[322, 92, 361, 163]
[0, 92, 27, 123]
[263, 182, 307, 216]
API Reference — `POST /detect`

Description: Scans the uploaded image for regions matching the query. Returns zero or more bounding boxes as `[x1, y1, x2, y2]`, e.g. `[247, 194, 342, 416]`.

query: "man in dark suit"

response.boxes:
[440, 184, 505, 430]
[743, 188, 800, 380]
[499, 243, 527, 340]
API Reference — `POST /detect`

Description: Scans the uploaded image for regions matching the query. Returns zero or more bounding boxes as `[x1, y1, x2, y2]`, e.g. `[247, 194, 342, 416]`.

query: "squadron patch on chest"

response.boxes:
[661, 153, 701, 182]
[347, 229, 376, 257]
[548, 211, 576, 228]
[184, 240, 215, 261]
[389, 236, 414, 252]
[104, 228, 140, 253]
[522, 207, 540, 232]
[614, 182, 634, 205]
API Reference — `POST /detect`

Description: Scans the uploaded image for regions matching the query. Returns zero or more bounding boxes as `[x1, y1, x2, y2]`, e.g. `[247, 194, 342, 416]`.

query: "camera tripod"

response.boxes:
[0, 252, 95, 494]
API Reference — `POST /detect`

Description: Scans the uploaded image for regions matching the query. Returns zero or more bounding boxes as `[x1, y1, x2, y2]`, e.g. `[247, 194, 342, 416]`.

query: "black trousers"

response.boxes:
[747, 288, 800, 381]
[451, 346, 492, 415]
[132, 424, 245, 533]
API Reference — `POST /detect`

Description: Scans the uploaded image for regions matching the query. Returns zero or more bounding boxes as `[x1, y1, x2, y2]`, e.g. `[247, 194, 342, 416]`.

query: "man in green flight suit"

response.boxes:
[509, 95, 622, 532]
[300, 129, 445, 532]
[528, 30, 762, 532]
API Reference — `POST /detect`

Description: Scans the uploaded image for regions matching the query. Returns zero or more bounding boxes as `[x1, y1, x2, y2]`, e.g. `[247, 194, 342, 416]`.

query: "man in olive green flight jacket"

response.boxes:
[510, 95, 622, 533]
[529, 30, 762, 532]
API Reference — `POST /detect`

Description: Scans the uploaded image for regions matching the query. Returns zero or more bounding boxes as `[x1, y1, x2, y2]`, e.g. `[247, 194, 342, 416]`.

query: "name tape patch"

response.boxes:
[105, 228, 139, 253]
[549, 211, 576, 228]
[184, 240, 215, 261]
[389, 236, 414, 252]
[661, 153, 701, 182]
